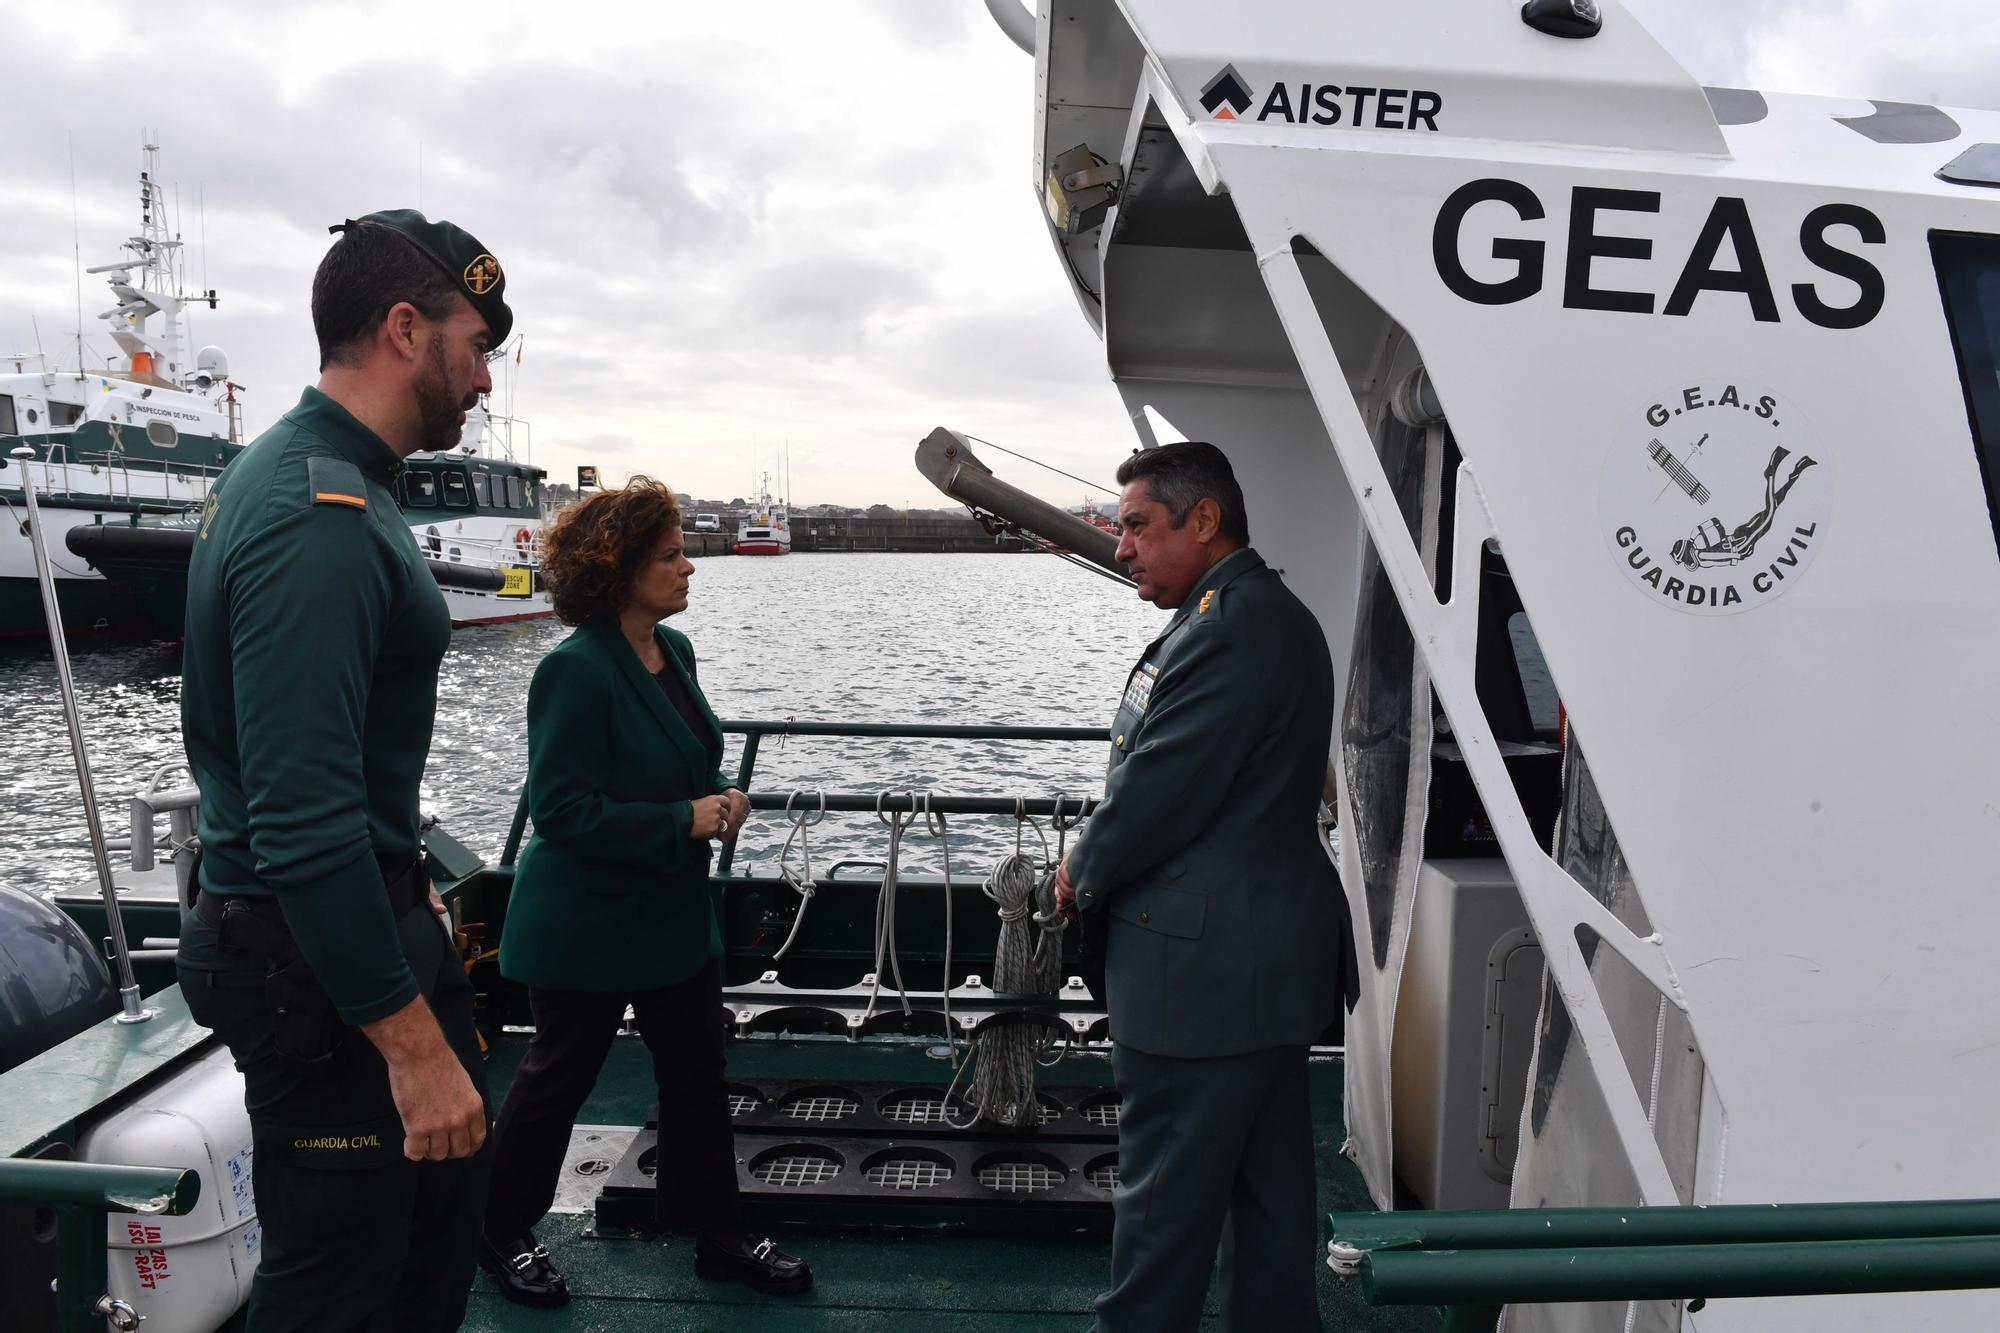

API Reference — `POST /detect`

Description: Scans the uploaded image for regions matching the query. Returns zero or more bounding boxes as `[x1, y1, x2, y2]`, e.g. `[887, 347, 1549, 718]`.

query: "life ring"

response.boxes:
[514, 527, 535, 560]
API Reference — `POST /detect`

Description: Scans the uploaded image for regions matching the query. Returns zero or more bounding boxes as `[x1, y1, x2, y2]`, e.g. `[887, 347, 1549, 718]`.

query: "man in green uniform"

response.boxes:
[175, 210, 511, 1331]
[1057, 442, 1350, 1332]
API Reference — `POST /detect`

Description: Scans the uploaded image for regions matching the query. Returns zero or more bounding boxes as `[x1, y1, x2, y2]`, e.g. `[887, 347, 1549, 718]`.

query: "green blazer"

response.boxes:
[499, 617, 731, 992]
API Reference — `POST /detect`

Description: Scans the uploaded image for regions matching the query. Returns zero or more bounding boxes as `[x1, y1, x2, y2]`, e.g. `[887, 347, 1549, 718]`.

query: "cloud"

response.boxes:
[6, 1, 1997, 507]
[1628, 0, 2000, 108]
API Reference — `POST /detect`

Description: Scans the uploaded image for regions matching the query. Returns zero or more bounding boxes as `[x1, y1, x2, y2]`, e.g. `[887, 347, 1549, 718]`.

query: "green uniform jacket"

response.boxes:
[499, 617, 729, 993]
[1067, 548, 1348, 1058]
[181, 387, 451, 1025]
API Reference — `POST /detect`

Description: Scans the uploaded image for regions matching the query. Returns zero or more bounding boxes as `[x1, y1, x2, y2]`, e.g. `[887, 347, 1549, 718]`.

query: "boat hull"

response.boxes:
[733, 540, 791, 555]
[0, 500, 191, 639]
[437, 578, 555, 627]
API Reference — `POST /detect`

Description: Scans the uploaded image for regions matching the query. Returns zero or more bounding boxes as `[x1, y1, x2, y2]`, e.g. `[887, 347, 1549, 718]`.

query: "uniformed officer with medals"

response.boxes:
[1056, 441, 1351, 1331]
[176, 210, 511, 1331]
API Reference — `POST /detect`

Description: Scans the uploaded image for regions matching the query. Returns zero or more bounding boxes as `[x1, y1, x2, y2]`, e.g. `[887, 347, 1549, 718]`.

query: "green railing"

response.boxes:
[499, 719, 1109, 873]
[1328, 1201, 2000, 1320]
[0, 1159, 201, 1333]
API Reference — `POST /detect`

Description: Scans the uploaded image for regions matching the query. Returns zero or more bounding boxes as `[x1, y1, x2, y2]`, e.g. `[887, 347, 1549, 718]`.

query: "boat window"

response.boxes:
[507, 475, 525, 509]
[1933, 231, 2000, 560]
[49, 402, 84, 429]
[146, 419, 178, 448]
[404, 471, 439, 508]
[442, 472, 472, 508]
[473, 473, 491, 507]
[0, 394, 15, 435]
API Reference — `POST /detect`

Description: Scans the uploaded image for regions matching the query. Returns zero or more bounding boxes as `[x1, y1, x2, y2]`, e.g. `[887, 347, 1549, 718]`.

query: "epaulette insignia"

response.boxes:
[306, 456, 368, 511]
[1199, 590, 1215, 614]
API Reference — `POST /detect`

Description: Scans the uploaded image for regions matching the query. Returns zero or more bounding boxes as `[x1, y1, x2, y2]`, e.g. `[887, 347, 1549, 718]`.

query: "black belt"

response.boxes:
[195, 856, 431, 934]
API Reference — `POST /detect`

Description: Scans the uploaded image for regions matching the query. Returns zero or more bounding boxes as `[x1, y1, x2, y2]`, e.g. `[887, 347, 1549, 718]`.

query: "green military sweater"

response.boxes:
[181, 387, 451, 1024]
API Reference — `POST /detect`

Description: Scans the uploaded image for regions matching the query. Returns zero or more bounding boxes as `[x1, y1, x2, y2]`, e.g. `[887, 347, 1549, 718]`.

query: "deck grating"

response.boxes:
[782, 1094, 859, 1121]
[466, 1034, 1436, 1330]
[880, 1094, 962, 1124]
[976, 1160, 1065, 1194]
[752, 1152, 843, 1187]
[864, 1157, 954, 1190]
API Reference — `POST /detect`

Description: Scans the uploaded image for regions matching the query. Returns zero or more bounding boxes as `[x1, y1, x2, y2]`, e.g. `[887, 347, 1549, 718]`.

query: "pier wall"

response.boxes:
[681, 516, 1032, 555]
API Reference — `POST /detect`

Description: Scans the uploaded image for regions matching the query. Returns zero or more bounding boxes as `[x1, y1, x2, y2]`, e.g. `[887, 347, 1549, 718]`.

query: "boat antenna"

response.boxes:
[175, 178, 193, 351]
[199, 182, 209, 336]
[70, 133, 84, 375]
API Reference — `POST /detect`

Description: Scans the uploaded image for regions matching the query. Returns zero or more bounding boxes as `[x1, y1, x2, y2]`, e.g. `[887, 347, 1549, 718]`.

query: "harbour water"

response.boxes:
[0, 552, 1162, 891]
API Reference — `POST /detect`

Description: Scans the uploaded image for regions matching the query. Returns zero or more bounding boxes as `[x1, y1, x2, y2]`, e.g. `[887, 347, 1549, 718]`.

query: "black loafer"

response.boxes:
[479, 1231, 570, 1308]
[694, 1233, 813, 1295]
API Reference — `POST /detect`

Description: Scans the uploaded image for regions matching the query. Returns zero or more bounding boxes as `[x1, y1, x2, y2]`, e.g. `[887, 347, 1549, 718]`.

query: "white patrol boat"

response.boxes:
[401, 404, 554, 626]
[0, 141, 243, 640]
[733, 472, 793, 555]
[978, 1, 2000, 1328]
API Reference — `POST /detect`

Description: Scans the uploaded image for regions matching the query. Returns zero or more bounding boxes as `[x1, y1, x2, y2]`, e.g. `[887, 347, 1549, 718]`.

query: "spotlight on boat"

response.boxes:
[1521, 0, 1603, 39]
[1044, 144, 1122, 235]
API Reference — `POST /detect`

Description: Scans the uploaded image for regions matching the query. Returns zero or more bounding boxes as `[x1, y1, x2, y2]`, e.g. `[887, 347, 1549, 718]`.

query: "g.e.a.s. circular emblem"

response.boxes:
[1599, 379, 1830, 616]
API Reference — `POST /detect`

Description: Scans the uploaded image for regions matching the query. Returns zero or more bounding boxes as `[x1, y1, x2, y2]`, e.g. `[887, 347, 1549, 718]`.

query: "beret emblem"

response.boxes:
[464, 254, 502, 295]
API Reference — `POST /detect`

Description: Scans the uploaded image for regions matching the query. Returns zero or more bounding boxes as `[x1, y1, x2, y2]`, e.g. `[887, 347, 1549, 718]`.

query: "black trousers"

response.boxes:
[483, 959, 741, 1239]
[178, 902, 491, 1333]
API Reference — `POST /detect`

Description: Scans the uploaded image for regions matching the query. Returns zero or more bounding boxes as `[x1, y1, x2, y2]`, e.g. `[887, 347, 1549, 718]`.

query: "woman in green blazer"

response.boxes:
[479, 479, 811, 1306]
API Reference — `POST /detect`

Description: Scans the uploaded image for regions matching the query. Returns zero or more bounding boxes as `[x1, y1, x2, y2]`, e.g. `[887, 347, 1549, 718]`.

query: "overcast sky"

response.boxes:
[3, 1, 1996, 508]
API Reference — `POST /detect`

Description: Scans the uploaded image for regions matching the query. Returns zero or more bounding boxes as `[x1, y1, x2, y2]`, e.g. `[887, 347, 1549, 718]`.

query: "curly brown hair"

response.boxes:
[537, 476, 684, 625]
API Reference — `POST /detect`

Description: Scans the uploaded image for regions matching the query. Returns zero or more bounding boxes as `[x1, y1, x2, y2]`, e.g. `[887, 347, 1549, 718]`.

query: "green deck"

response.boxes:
[463, 1032, 1444, 1332]
[0, 988, 212, 1159]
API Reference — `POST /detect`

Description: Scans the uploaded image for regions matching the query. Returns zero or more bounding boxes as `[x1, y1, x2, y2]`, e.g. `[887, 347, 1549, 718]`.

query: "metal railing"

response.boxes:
[413, 527, 540, 572]
[499, 719, 1109, 873]
[0, 1159, 201, 1333]
[1327, 1200, 2000, 1318]
[1, 440, 227, 510]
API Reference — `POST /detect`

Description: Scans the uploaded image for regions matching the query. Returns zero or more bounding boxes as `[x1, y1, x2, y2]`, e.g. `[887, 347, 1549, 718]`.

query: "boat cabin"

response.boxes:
[398, 454, 546, 520]
[0, 371, 236, 479]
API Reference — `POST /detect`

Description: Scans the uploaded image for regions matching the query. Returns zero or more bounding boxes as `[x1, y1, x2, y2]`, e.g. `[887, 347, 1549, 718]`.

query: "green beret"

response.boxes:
[329, 208, 513, 344]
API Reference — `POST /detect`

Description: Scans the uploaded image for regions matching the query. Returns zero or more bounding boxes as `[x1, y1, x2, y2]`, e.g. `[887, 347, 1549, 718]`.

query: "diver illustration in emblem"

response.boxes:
[1668, 445, 1817, 570]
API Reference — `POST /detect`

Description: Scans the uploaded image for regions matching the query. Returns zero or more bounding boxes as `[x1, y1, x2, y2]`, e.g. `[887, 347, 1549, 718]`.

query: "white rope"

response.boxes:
[920, 794, 957, 1066]
[1035, 794, 1079, 996]
[770, 790, 826, 962]
[863, 793, 919, 1021]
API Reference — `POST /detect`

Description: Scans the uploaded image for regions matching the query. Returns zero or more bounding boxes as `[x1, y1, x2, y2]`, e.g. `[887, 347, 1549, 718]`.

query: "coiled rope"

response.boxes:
[946, 802, 1073, 1129]
[769, 788, 1088, 1132]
